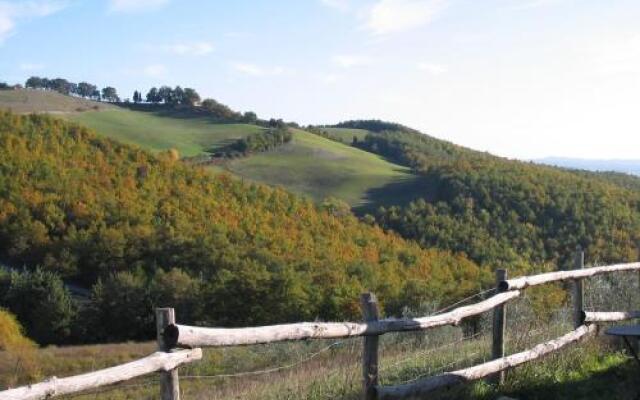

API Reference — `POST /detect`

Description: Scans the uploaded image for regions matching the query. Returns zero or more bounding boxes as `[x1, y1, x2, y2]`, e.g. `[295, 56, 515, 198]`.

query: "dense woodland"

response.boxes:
[0, 111, 486, 345]
[343, 123, 640, 270]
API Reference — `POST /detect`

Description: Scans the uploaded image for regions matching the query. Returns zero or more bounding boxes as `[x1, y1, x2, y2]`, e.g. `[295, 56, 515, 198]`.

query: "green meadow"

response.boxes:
[225, 128, 419, 206]
[67, 109, 263, 157]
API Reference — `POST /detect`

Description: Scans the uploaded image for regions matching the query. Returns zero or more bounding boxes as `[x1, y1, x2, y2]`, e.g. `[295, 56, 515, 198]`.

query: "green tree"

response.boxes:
[77, 82, 97, 98]
[158, 86, 173, 104]
[242, 111, 257, 124]
[83, 272, 153, 342]
[25, 76, 44, 89]
[1, 268, 76, 345]
[150, 268, 202, 323]
[101, 87, 119, 102]
[183, 88, 200, 105]
[146, 87, 160, 103]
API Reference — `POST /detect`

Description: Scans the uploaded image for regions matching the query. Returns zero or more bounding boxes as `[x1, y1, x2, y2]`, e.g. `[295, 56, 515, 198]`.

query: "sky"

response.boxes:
[1, 0, 640, 160]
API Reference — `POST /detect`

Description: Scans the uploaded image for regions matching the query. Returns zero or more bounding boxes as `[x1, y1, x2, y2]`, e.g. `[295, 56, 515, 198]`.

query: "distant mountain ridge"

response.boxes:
[536, 157, 640, 176]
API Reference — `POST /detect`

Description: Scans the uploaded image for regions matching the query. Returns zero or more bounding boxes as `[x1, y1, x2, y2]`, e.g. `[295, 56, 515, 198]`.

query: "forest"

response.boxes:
[345, 125, 640, 270]
[0, 111, 486, 345]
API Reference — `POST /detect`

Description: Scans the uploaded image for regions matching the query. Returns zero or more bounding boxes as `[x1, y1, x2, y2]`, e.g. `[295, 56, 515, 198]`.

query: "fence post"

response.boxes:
[491, 269, 507, 385]
[156, 308, 180, 400]
[573, 247, 585, 328]
[361, 293, 379, 400]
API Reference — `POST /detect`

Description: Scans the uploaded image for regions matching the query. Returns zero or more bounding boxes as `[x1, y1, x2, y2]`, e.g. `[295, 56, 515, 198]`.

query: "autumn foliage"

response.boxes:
[0, 111, 486, 342]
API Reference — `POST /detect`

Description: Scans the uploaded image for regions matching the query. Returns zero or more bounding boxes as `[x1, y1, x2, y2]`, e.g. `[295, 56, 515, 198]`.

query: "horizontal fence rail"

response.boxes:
[499, 262, 640, 291]
[377, 325, 597, 400]
[0, 349, 201, 400]
[170, 291, 520, 348]
[582, 311, 640, 323]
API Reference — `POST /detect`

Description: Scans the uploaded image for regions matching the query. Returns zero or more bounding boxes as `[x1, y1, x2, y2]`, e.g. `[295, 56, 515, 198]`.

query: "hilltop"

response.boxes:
[0, 89, 114, 113]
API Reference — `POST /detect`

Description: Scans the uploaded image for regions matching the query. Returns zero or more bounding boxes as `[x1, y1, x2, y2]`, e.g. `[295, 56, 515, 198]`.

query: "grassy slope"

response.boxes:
[0, 89, 115, 113]
[0, 90, 420, 207]
[321, 127, 369, 142]
[67, 109, 263, 157]
[225, 128, 419, 206]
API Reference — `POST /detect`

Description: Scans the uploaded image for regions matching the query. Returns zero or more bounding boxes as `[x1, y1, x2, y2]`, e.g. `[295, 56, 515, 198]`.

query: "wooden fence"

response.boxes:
[1, 249, 640, 400]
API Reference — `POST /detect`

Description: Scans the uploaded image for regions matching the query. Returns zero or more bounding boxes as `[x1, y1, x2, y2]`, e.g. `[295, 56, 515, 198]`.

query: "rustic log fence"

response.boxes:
[1, 249, 640, 400]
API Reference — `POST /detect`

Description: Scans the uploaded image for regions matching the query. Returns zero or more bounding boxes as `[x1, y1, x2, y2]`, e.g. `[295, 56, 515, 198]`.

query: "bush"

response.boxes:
[0, 308, 35, 350]
[83, 271, 154, 343]
[0, 309, 38, 387]
[1, 268, 76, 345]
[150, 268, 202, 324]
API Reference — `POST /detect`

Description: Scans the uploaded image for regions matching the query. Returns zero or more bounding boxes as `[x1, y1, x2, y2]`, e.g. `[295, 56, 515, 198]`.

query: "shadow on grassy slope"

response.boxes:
[114, 103, 232, 122]
[499, 359, 640, 400]
[353, 173, 435, 215]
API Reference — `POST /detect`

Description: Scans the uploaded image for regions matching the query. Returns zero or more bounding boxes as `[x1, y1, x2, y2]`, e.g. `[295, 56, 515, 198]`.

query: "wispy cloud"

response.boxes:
[317, 72, 342, 84]
[0, 0, 67, 43]
[143, 64, 167, 78]
[332, 54, 370, 68]
[20, 62, 45, 71]
[231, 62, 288, 77]
[108, 0, 169, 14]
[320, 0, 350, 12]
[363, 0, 447, 35]
[148, 41, 214, 56]
[506, 0, 567, 10]
[418, 62, 447, 75]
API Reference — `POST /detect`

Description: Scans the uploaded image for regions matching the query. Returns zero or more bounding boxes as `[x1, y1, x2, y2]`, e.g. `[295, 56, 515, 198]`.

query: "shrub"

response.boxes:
[0, 308, 35, 350]
[83, 271, 154, 342]
[2, 268, 76, 345]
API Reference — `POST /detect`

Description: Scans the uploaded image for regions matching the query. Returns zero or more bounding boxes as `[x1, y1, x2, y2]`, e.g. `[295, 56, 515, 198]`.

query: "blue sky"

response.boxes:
[1, 0, 640, 159]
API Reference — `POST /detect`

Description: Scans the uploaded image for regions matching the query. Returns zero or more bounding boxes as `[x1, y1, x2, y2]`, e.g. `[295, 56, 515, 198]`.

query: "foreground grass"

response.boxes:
[2, 327, 638, 400]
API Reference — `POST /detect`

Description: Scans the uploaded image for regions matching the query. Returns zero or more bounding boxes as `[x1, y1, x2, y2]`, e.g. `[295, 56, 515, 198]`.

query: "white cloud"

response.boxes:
[585, 33, 640, 77]
[320, 0, 349, 12]
[332, 54, 370, 68]
[418, 62, 447, 75]
[231, 62, 288, 77]
[20, 62, 44, 71]
[0, 1, 67, 43]
[109, 0, 169, 14]
[158, 41, 214, 56]
[507, 0, 567, 10]
[143, 64, 167, 78]
[319, 73, 341, 84]
[364, 0, 447, 35]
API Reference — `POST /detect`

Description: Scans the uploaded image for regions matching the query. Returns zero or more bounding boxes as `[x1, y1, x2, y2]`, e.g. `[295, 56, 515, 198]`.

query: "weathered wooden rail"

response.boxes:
[0, 349, 202, 400]
[1, 249, 639, 400]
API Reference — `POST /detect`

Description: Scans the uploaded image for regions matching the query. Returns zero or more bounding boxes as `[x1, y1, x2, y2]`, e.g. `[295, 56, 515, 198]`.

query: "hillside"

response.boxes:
[67, 108, 264, 157]
[3, 90, 640, 275]
[0, 90, 419, 207]
[335, 122, 640, 271]
[0, 111, 485, 344]
[69, 110, 420, 207]
[0, 89, 114, 113]
[225, 128, 418, 207]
